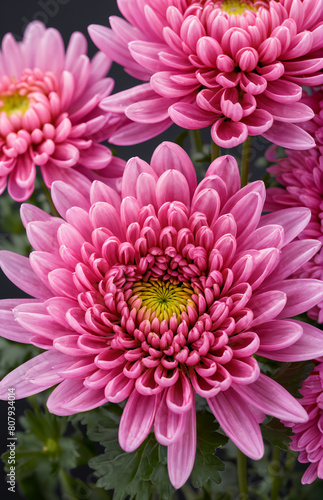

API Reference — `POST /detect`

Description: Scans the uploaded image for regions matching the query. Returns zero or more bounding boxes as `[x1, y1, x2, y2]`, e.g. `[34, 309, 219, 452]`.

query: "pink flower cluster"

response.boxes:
[1, 143, 323, 488]
[89, 0, 323, 148]
[265, 147, 323, 323]
[0, 21, 123, 201]
[284, 360, 323, 484]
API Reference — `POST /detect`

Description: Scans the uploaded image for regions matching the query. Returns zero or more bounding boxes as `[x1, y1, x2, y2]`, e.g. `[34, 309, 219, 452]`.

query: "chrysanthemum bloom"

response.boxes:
[284, 359, 323, 484]
[265, 147, 323, 323]
[2, 143, 323, 488]
[300, 88, 323, 153]
[89, 0, 323, 148]
[0, 21, 123, 201]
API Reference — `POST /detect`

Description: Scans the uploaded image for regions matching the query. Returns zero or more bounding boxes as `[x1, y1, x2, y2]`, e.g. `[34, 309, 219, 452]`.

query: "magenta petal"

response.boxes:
[274, 279, 323, 319]
[109, 117, 173, 146]
[259, 207, 311, 246]
[255, 319, 303, 351]
[211, 118, 248, 148]
[154, 392, 187, 446]
[156, 170, 191, 209]
[236, 375, 309, 423]
[208, 388, 264, 460]
[262, 239, 321, 285]
[151, 141, 197, 198]
[119, 390, 158, 452]
[0, 250, 52, 300]
[206, 155, 240, 200]
[167, 403, 196, 489]
[169, 101, 215, 129]
[263, 121, 316, 150]
[258, 321, 323, 362]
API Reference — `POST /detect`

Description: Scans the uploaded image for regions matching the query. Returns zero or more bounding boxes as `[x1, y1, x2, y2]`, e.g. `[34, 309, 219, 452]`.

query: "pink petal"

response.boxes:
[156, 170, 191, 209]
[154, 393, 187, 445]
[169, 101, 215, 129]
[0, 251, 52, 300]
[0, 351, 63, 399]
[208, 388, 264, 460]
[259, 207, 311, 246]
[263, 121, 316, 150]
[151, 141, 197, 198]
[47, 379, 107, 415]
[235, 374, 309, 423]
[211, 118, 248, 148]
[273, 279, 323, 319]
[258, 321, 323, 362]
[167, 403, 196, 489]
[254, 319, 303, 351]
[119, 390, 158, 452]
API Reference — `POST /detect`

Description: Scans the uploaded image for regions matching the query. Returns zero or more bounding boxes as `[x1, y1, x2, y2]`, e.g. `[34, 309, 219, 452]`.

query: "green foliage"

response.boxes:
[0, 338, 40, 378]
[79, 404, 227, 500]
[261, 418, 291, 451]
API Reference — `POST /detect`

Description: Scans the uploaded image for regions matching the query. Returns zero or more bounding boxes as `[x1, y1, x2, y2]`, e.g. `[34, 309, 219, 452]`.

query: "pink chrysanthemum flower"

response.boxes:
[89, 0, 323, 148]
[265, 147, 323, 323]
[1, 143, 323, 488]
[284, 360, 323, 484]
[0, 21, 123, 201]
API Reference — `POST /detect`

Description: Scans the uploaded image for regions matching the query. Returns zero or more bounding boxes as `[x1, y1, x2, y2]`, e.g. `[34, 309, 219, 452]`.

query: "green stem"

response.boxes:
[189, 129, 203, 154]
[240, 136, 252, 187]
[237, 448, 249, 500]
[59, 470, 77, 500]
[270, 447, 281, 500]
[40, 179, 60, 218]
[211, 140, 220, 161]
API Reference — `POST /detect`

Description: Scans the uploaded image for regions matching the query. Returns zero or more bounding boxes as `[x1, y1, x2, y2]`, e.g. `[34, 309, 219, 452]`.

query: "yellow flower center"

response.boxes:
[130, 280, 196, 323]
[0, 92, 30, 116]
[221, 0, 257, 14]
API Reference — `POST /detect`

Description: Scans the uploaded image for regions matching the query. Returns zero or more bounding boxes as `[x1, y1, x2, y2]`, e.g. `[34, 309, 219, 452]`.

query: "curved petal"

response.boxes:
[167, 402, 196, 489]
[235, 374, 309, 423]
[119, 390, 158, 452]
[208, 388, 264, 460]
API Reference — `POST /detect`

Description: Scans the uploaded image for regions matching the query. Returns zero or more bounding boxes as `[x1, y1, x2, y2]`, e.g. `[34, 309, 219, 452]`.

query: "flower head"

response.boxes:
[0, 22, 123, 201]
[89, 0, 323, 148]
[1, 143, 323, 488]
[265, 147, 323, 322]
[284, 360, 323, 484]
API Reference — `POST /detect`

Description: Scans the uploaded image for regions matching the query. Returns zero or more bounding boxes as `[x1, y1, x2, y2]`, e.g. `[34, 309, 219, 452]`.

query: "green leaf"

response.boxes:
[190, 411, 227, 489]
[0, 338, 41, 379]
[272, 361, 314, 399]
[85, 406, 174, 500]
[261, 418, 291, 451]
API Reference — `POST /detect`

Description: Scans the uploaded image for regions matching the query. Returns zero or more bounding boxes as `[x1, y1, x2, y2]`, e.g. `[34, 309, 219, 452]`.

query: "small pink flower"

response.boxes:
[265, 147, 323, 323]
[284, 360, 323, 484]
[1, 143, 323, 488]
[89, 0, 323, 148]
[0, 22, 123, 201]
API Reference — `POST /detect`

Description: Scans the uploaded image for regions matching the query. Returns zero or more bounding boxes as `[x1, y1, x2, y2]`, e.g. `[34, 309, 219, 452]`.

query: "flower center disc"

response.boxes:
[0, 92, 29, 116]
[220, 0, 257, 14]
[130, 280, 196, 323]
